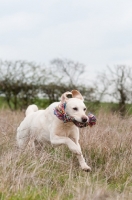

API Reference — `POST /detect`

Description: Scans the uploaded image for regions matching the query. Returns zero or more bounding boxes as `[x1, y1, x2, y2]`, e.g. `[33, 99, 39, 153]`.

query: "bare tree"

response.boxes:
[50, 58, 85, 87]
[48, 58, 95, 102]
[96, 65, 132, 116]
[0, 60, 47, 110]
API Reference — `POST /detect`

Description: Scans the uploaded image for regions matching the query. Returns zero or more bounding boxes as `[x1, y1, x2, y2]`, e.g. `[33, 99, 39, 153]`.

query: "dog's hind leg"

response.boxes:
[16, 127, 30, 150]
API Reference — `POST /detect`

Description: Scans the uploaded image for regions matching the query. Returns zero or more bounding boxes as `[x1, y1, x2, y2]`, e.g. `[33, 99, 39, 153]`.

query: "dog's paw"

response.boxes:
[82, 164, 91, 172]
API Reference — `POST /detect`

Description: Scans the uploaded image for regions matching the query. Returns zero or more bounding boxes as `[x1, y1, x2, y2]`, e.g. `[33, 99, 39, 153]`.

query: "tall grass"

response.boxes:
[0, 109, 132, 200]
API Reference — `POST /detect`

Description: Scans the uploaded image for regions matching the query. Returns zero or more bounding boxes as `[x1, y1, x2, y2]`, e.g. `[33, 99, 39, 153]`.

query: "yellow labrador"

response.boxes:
[17, 90, 95, 171]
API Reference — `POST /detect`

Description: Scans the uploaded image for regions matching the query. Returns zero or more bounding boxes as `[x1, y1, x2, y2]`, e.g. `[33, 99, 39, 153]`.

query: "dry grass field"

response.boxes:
[0, 109, 132, 200]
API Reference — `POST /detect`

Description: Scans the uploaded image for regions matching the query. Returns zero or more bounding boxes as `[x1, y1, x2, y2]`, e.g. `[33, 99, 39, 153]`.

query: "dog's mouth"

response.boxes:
[73, 120, 88, 128]
[73, 113, 96, 128]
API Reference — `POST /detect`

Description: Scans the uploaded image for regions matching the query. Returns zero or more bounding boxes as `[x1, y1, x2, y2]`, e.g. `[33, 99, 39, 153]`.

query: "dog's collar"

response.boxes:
[54, 103, 74, 123]
[54, 103, 96, 128]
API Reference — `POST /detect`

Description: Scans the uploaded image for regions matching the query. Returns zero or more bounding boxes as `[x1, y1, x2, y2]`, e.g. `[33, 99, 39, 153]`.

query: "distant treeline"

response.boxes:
[0, 59, 132, 116]
[0, 59, 95, 110]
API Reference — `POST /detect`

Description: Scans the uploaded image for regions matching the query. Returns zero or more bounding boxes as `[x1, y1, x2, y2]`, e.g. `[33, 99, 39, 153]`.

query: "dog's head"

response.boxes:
[60, 90, 88, 123]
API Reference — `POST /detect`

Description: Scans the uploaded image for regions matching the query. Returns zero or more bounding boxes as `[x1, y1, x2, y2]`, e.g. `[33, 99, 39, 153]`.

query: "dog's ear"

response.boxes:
[61, 91, 73, 103]
[71, 90, 84, 101]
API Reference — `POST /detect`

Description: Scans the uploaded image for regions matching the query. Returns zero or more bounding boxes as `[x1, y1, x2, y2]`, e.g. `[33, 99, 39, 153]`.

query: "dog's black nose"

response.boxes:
[82, 117, 87, 123]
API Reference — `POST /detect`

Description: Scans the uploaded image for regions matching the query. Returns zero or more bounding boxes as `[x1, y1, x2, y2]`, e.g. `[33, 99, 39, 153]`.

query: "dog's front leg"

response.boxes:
[50, 135, 82, 155]
[76, 142, 91, 172]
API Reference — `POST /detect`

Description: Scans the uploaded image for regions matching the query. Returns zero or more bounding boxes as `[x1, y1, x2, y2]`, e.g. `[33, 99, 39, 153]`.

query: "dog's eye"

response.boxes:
[84, 108, 86, 111]
[73, 107, 78, 111]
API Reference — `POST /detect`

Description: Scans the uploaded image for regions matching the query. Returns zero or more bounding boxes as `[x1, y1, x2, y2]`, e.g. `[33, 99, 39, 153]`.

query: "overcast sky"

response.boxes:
[0, 0, 132, 78]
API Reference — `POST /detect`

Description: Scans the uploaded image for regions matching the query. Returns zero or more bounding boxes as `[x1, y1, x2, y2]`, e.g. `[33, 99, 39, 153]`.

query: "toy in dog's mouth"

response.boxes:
[73, 113, 96, 128]
[54, 103, 96, 128]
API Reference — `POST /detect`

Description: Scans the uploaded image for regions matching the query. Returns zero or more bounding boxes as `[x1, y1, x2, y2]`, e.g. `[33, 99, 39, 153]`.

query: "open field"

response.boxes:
[0, 109, 132, 200]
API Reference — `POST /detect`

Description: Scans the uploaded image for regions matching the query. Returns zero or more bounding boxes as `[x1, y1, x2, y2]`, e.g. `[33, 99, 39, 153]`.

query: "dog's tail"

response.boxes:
[25, 104, 38, 116]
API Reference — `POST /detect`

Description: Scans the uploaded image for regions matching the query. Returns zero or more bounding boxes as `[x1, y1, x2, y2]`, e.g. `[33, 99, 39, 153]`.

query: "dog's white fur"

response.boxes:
[17, 90, 91, 171]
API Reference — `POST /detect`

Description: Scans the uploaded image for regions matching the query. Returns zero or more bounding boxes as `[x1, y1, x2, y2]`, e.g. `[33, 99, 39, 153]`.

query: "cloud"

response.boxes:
[0, 12, 44, 34]
[0, 0, 132, 75]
